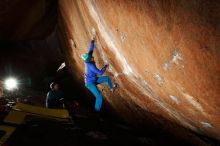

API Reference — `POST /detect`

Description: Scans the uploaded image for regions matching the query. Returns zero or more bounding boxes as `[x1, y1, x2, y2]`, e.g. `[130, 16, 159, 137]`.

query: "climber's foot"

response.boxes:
[110, 83, 118, 93]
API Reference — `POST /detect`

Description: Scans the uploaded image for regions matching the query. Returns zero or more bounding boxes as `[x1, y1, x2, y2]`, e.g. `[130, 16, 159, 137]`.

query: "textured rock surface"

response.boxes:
[58, 0, 220, 140]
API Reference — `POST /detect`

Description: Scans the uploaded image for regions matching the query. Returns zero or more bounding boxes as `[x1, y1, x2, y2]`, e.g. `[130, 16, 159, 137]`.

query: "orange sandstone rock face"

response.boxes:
[58, 0, 220, 140]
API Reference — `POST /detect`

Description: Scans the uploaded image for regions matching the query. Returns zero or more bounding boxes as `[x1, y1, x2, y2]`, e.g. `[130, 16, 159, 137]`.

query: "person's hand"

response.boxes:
[92, 35, 96, 41]
[91, 28, 96, 40]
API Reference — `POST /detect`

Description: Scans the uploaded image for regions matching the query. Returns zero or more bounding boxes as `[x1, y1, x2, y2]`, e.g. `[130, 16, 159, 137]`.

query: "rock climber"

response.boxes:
[81, 32, 116, 112]
[46, 82, 64, 109]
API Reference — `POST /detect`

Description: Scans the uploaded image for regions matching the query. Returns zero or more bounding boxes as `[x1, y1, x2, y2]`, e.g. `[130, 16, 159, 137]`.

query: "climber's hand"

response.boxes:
[104, 64, 109, 68]
[92, 35, 96, 41]
[91, 28, 96, 40]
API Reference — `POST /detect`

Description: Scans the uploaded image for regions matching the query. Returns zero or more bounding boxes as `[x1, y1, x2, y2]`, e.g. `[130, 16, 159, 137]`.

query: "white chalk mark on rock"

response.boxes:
[163, 63, 169, 71]
[163, 49, 183, 71]
[169, 95, 180, 104]
[201, 122, 213, 128]
[182, 93, 205, 114]
[153, 74, 164, 86]
[171, 50, 183, 65]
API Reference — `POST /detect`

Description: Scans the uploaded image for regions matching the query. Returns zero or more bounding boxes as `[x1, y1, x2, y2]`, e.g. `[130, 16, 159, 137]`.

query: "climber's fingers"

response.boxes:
[91, 28, 96, 40]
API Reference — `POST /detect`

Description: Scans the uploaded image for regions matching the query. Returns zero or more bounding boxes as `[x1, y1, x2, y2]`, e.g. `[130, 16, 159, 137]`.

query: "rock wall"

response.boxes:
[58, 0, 220, 140]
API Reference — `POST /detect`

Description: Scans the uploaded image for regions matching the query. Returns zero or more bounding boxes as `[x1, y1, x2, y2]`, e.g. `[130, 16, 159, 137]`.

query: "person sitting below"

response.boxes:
[46, 82, 64, 109]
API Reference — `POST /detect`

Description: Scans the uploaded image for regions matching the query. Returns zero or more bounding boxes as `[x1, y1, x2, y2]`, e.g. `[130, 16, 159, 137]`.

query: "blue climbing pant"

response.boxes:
[85, 76, 113, 112]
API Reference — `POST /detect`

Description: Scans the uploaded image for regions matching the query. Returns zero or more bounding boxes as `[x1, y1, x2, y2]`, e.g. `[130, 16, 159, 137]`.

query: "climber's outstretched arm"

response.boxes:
[88, 39, 95, 55]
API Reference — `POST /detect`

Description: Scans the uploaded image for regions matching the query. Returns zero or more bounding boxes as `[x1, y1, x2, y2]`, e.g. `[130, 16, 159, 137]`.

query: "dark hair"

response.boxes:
[50, 82, 58, 89]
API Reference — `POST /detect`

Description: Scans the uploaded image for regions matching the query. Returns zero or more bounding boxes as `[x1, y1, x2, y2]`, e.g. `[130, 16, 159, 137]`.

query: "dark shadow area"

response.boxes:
[3, 106, 195, 146]
[0, 30, 63, 92]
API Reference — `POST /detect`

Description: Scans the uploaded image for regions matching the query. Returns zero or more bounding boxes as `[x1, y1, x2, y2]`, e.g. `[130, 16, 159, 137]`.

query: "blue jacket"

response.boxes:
[84, 40, 107, 84]
[46, 90, 63, 108]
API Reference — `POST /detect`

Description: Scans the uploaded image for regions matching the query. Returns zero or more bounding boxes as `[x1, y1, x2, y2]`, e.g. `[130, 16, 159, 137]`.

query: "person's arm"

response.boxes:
[46, 92, 50, 108]
[91, 64, 107, 75]
[88, 39, 95, 55]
